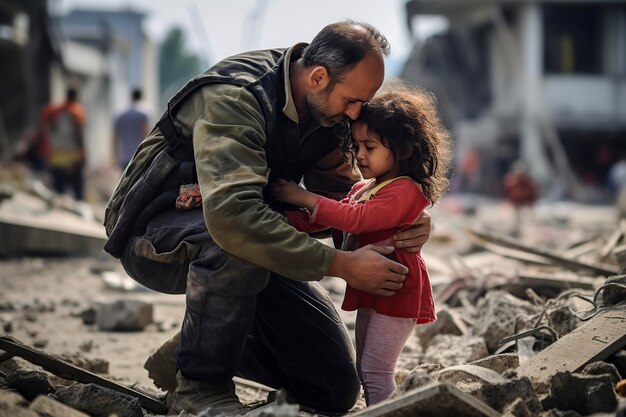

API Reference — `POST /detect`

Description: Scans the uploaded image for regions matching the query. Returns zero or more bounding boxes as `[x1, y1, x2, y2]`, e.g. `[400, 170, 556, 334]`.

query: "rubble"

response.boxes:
[53, 383, 144, 417]
[2, 198, 626, 416]
[96, 299, 154, 331]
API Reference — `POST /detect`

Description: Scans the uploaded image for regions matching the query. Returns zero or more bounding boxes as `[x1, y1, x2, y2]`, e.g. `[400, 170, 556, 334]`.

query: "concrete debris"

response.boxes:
[415, 307, 469, 350]
[609, 349, 626, 378]
[53, 383, 144, 417]
[472, 291, 542, 352]
[57, 352, 109, 374]
[424, 334, 489, 366]
[351, 382, 502, 417]
[549, 372, 618, 415]
[581, 361, 622, 385]
[6, 370, 56, 401]
[96, 299, 153, 331]
[29, 395, 90, 417]
[471, 377, 542, 416]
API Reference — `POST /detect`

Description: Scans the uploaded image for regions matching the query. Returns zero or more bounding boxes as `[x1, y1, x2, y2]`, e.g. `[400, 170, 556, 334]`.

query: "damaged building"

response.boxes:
[402, 0, 626, 200]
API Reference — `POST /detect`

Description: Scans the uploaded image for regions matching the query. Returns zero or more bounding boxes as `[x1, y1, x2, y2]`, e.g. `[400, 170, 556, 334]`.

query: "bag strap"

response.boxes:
[359, 176, 414, 201]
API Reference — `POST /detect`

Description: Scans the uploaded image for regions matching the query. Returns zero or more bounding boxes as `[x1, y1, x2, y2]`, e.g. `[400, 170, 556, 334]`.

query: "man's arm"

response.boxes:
[394, 211, 432, 252]
[186, 84, 407, 295]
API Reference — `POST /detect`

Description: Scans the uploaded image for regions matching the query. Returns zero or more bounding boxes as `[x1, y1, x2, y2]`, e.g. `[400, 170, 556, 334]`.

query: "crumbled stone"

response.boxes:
[397, 367, 436, 394]
[54, 383, 143, 417]
[96, 300, 153, 331]
[468, 353, 520, 375]
[29, 395, 90, 417]
[471, 376, 542, 415]
[58, 353, 109, 374]
[6, 371, 55, 401]
[601, 275, 626, 306]
[414, 307, 468, 350]
[582, 361, 622, 385]
[472, 291, 541, 352]
[423, 334, 489, 366]
[550, 372, 617, 415]
[609, 349, 626, 379]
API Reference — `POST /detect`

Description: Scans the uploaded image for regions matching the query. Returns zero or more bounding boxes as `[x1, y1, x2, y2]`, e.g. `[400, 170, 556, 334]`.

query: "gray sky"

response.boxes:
[57, 0, 447, 70]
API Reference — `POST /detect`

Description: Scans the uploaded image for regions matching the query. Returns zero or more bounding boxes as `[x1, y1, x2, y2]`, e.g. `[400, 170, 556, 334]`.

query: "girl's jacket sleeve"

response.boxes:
[312, 179, 429, 234]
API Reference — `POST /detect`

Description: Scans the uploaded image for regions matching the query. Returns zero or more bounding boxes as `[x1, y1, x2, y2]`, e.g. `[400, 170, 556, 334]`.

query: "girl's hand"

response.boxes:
[270, 178, 319, 210]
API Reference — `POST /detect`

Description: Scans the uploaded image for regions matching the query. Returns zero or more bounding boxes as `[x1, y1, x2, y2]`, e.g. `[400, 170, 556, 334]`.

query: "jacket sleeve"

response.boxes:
[185, 84, 335, 281]
[303, 147, 361, 201]
[312, 180, 429, 235]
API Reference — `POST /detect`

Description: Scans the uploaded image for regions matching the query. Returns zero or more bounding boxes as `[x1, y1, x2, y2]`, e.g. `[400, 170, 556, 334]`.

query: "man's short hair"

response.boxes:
[132, 88, 142, 101]
[302, 20, 390, 85]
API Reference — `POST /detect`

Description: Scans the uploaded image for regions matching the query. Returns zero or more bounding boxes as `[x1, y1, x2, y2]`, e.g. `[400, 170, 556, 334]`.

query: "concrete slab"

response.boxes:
[0, 190, 106, 256]
[350, 382, 502, 417]
[516, 306, 626, 380]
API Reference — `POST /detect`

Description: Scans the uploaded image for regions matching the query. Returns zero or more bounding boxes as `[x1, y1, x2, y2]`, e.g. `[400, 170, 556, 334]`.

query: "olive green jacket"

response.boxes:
[106, 44, 360, 281]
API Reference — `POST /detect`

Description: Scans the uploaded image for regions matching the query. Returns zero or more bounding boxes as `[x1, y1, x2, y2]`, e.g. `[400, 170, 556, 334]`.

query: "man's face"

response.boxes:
[306, 53, 384, 128]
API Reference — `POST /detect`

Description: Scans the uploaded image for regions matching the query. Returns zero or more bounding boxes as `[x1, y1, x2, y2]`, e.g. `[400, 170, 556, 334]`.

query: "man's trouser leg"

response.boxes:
[120, 208, 360, 413]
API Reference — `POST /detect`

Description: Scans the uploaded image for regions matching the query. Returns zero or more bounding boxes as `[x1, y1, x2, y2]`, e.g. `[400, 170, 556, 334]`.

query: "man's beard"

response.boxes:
[305, 90, 345, 128]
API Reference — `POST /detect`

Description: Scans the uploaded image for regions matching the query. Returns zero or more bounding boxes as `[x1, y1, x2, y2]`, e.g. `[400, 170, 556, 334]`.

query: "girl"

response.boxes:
[271, 84, 451, 406]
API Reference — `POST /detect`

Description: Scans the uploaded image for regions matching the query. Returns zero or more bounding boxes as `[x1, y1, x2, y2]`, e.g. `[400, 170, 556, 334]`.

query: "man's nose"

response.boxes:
[344, 102, 363, 121]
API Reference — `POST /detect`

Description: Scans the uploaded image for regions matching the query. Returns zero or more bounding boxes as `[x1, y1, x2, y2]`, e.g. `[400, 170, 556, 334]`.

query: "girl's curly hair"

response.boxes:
[350, 81, 452, 204]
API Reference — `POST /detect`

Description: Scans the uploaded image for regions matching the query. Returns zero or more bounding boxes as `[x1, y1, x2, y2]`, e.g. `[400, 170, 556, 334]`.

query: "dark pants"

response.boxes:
[50, 165, 84, 200]
[120, 208, 360, 412]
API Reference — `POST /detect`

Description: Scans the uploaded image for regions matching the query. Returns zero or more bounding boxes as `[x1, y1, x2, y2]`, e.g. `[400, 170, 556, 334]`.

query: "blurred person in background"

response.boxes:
[113, 88, 150, 170]
[608, 154, 626, 219]
[38, 87, 86, 200]
[503, 160, 538, 236]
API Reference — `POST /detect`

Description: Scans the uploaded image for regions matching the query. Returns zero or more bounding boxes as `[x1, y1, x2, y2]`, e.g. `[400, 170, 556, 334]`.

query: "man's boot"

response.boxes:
[169, 371, 252, 415]
[144, 331, 180, 392]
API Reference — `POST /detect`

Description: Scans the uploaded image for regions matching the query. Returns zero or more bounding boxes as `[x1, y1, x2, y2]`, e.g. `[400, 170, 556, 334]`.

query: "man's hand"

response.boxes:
[394, 210, 431, 252]
[327, 245, 407, 296]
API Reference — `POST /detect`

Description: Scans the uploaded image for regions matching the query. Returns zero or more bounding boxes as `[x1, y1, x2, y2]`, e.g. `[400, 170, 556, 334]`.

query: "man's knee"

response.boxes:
[297, 363, 361, 413]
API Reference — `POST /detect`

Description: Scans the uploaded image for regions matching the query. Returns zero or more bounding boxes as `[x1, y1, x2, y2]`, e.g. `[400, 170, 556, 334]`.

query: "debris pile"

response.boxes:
[1, 198, 626, 416]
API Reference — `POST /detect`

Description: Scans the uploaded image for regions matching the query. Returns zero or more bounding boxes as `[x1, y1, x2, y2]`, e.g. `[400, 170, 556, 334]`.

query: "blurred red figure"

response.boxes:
[39, 87, 86, 200]
[503, 161, 538, 236]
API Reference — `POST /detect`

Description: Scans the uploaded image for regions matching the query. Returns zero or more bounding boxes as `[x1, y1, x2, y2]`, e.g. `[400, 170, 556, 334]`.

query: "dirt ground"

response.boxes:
[0, 194, 620, 413]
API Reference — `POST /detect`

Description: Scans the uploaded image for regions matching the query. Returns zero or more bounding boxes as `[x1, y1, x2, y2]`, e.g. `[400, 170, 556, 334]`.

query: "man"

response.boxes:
[39, 87, 86, 200]
[105, 21, 431, 414]
[112, 88, 150, 169]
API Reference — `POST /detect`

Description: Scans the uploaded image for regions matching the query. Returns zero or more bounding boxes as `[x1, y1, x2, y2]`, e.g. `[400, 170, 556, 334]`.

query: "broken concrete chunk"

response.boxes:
[53, 383, 144, 417]
[415, 307, 469, 350]
[469, 353, 520, 375]
[472, 291, 541, 352]
[424, 334, 489, 366]
[57, 353, 109, 374]
[96, 299, 153, 331]
[6, 370, 55, 401]
[582, 361, 622, 385]
[601, 275, 626, 307]
[609, 349, 626, 379]
[29, 395, 90, 417]
[351, 382, 502, 417]
[516, 308, 626, 381]
[397, 367, 436, 394]
[501, 397, 533, 417]
[472, 377, 542, 416]
[0, 388, 28, 408]
[550, 372, 617, 415]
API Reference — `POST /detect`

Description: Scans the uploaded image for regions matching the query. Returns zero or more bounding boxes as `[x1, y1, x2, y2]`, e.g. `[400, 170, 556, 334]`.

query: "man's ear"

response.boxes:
[309, 66, 330, 91]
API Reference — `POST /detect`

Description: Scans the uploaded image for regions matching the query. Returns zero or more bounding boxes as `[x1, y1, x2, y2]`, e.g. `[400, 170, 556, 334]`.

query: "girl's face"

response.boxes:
[352, 121, 400, 182]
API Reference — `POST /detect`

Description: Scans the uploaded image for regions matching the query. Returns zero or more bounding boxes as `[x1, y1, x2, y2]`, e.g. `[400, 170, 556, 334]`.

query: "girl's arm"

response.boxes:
[314, 180, 429, 235]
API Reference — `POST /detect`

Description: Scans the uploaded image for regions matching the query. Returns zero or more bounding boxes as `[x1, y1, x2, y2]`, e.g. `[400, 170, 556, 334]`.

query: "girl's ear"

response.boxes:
[399, 145, 414, 160]
[309, 66, 330, 91]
